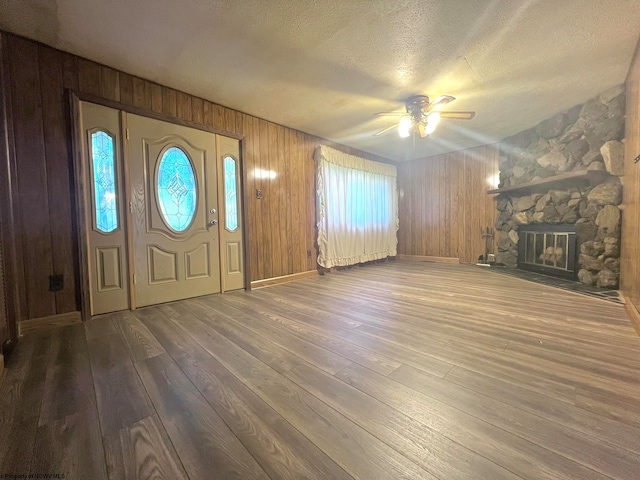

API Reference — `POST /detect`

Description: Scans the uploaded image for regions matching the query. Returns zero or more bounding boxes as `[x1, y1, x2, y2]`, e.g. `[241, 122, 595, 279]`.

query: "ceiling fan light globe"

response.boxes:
[425, 121, 438, 135]
[427, 111, 441, 125]
[398, 117, 412, 138]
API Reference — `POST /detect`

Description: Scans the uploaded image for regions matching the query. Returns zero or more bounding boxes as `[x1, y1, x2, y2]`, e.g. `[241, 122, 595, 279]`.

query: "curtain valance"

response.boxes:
[314, 145, 397, 177]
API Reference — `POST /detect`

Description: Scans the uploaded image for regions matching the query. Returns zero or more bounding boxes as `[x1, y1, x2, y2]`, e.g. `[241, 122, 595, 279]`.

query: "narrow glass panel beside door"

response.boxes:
[81, 102, 129, 315]
[91, 131, 118, 233]
[223, 156, 238, 231]
[218, 136, 244, 291]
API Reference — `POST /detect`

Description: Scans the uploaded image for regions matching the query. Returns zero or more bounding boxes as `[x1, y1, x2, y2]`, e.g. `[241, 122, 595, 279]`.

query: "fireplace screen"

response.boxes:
[523, 232, 569, 270]
[518, 224, 577, 279]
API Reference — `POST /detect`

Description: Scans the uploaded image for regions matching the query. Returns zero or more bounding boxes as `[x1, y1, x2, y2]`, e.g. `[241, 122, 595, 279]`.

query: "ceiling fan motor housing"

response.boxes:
[406, 95, 432, 123]
[406, 95, 433, 133]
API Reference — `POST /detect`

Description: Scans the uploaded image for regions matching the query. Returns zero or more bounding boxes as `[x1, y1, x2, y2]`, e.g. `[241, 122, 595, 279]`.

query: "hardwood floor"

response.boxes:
[1, 261, 640, 479]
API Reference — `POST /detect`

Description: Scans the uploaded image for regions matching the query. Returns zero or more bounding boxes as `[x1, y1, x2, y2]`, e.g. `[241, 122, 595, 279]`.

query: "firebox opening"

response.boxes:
[517, 224, 577, 280]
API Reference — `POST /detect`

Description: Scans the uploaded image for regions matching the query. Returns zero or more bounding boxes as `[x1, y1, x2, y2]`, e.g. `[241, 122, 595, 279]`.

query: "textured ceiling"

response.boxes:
[2, 0, 640, 161]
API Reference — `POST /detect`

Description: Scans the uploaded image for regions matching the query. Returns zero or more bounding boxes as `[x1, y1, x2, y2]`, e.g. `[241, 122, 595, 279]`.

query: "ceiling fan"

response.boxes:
[374, 95, 475, 139]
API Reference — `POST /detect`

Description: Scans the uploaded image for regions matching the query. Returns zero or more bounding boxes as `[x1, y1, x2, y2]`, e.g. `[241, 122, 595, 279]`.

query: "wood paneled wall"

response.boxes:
[0, 31, 392, 321]
[0, 40, 6, 347]
[0, 34, 18, 344]
[397, 145, 499, 264]
[621, 36, 640, 313]
[0, 231, 6, 350]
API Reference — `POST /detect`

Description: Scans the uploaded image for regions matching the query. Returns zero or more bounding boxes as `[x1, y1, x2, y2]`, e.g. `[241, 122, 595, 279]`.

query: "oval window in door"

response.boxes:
[157, 147, 197, 232]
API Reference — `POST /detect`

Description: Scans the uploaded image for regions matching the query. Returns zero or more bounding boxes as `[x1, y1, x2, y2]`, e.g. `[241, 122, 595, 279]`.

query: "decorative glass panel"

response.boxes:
[157, 147, 197, 232]
[91, 131, 118, 233]
[224, 156, 238, 231]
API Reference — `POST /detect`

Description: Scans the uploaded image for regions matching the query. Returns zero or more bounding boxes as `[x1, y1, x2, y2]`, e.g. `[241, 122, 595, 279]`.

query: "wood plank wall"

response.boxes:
[0, 34, 18, 344]
[0, 31, 392, 322]
[0, 229, 6, 349]
[0, 36, 6, 346]
[396, 145, 499, 264]
[621, 36, 640, 313]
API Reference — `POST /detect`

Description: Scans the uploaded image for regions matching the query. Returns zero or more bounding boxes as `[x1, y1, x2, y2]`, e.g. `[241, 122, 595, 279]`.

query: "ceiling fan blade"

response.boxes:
[439, 111, 476, 120]
[428, 95, 456, 110]
[374, 122, 400, 136]
[416, 123, 428, 138]
[374, 112, 406, 116]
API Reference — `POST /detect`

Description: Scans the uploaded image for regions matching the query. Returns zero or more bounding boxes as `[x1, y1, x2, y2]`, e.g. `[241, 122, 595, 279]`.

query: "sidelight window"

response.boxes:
[223, 156, 238, 231]
[91, 131, 118, 233]
[157, 147, 197, 232]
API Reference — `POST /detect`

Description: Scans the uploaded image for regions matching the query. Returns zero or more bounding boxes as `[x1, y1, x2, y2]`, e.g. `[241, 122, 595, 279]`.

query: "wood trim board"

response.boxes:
[487, 170, 610, 195]
[621, 291, 640, 337]
[240, 137, 252, 291]
[19, 311, 82, 336]
[73, 91, 244, 140]
[216, 136, 226, 293]
[250, 270, 319, 289]
[121, 110, 136, 310]
[397, 255, 461, 264]
[620, 33, 640, 322]
[69, 92, 92, 321]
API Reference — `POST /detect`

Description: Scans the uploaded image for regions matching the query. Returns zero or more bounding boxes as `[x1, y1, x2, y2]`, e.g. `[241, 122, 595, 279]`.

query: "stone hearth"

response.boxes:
[494, 86, 624, 289]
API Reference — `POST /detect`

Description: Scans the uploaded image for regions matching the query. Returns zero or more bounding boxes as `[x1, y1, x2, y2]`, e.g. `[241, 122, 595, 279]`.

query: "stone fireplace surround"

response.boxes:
[494, 86, 625, 289]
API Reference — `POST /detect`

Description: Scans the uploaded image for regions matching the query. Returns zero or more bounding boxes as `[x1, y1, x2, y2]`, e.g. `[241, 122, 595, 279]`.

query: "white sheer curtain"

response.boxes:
[315, 145, 399, 268]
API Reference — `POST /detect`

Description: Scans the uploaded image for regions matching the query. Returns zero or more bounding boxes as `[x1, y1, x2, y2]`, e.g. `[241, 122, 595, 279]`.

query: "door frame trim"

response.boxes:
[239, 137, 251, 292]
[216, 138, 226, 293]
[69, 93, 92, 321]
[120, 111, 137, 309]
[69, 91, 251, 319]
[70, 91, 244, 140]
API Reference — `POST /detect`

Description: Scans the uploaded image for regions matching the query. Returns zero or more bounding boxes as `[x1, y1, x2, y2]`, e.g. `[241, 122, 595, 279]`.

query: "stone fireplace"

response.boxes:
[493, 86, 624, 289]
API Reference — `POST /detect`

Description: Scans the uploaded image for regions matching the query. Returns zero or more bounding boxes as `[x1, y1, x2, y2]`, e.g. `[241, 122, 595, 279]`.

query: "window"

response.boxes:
[223, 156, 238, 231]
[91, 131, 118, 233]
[157, 147, 197, 232]
[315, 145, 398, 268]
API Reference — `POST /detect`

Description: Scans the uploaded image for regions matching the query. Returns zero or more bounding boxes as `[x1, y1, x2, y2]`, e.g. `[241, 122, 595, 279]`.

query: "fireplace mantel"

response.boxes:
[487, 170, 610, 195]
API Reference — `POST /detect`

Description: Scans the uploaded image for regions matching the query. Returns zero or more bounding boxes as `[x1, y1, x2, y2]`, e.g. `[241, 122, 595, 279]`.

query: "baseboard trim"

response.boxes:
[396, 254, 460, 264]
[251, 270, 319, 289]
[621, 292, 640, 337]
[19, 311, 82, 336]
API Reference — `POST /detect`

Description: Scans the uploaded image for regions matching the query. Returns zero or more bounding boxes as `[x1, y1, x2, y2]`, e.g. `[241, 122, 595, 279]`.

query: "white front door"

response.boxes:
[127, 113, 221, 307]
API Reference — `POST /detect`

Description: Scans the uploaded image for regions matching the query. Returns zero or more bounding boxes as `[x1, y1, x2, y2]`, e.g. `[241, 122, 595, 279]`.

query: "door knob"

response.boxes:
[209, 219, 218, 226]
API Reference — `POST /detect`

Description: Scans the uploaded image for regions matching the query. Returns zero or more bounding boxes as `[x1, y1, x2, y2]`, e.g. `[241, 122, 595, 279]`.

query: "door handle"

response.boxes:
[209, 219, 218, 226]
